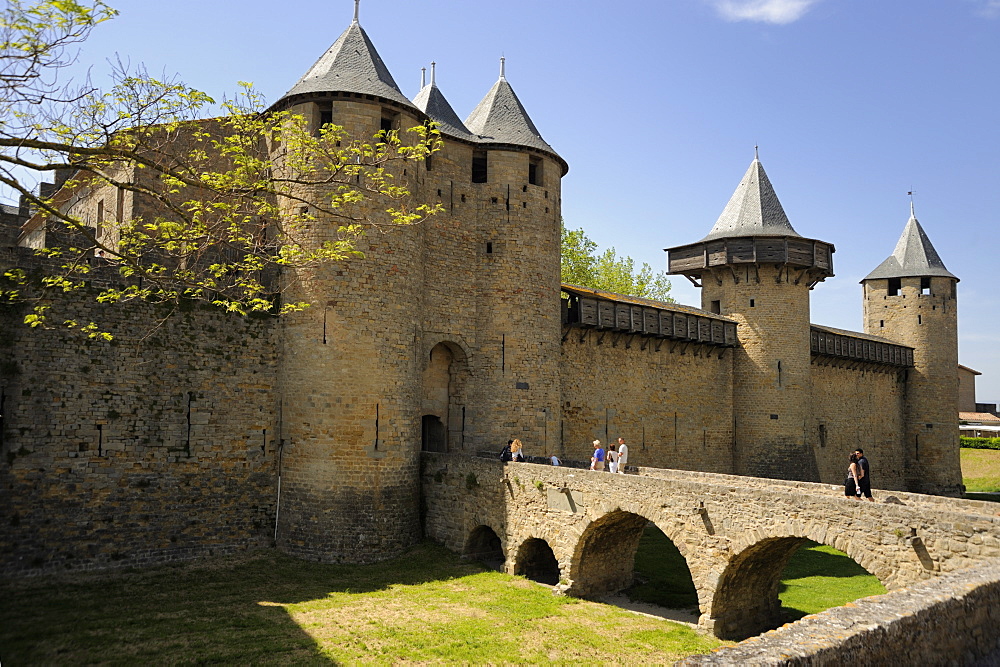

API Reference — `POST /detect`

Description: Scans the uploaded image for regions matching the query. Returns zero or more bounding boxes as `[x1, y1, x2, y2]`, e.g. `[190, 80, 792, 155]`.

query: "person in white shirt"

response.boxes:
[616, 437, 629, 474]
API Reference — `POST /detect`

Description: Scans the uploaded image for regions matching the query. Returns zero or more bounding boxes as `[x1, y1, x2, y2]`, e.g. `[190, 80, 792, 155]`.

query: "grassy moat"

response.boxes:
[1, 529, 893, 664]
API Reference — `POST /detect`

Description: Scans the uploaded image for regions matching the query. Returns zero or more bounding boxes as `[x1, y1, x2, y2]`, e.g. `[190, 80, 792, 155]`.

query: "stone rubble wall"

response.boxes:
[679, 559, 1000, 666]
[0, 270, 280, 576]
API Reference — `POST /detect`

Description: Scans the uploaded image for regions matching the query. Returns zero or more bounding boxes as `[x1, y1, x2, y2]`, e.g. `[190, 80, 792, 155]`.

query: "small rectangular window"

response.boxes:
[316, 103, 333, 136]
[749, 298, 755, 308]
[888, 278, 901, 296]
[528, 156, 542, 185]
[380, 111, 397, 136]
[710, 300, 721, 314]
[472, 151, 488, 183]
[920, 277, 931, 295]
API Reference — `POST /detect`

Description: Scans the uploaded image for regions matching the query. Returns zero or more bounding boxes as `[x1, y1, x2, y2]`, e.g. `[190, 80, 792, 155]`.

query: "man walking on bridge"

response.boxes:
[616, 437, 629, 474]
[854, 448, 874, 501]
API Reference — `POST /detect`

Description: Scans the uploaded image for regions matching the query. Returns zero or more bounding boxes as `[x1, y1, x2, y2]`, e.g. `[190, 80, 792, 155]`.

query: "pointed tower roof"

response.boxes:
[465, 58, 562, 158]
[863, 205, 958, 281]
[278, 11, 415, 110]
[702, 156, 800, 242]
[412, 63, 475, 140]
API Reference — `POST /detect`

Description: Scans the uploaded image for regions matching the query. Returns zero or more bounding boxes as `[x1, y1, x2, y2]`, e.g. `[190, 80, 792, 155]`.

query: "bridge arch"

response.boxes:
[710, 530, 890, 640]
[513, 536, 560, 585]
[464, 524, 504, 568]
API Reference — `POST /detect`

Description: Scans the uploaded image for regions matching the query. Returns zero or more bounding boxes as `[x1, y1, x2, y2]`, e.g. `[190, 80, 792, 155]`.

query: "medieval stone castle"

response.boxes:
[0, 7, 961, 573]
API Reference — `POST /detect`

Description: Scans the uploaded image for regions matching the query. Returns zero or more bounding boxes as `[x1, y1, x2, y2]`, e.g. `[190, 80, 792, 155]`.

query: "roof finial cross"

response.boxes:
[431, 61, 437, 86]
[908, 189, 917, 218]
[353, 0, 360, 24]
[499, 55, 506, 81]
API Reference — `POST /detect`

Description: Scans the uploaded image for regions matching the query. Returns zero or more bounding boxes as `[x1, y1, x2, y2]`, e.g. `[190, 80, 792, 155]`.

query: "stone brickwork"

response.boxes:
[809, 364, 908, 489]
[0, 257, 279, 576]
[559, 331, 734, 471]
[421, 453, 1000, 641]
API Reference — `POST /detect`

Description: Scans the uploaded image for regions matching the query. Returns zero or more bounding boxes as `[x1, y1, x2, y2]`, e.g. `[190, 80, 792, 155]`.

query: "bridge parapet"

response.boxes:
[421, 452, 1000, 640]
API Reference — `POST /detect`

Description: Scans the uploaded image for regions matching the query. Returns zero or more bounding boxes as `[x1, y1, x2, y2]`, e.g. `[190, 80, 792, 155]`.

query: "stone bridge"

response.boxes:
[420, 452, 1000, 640]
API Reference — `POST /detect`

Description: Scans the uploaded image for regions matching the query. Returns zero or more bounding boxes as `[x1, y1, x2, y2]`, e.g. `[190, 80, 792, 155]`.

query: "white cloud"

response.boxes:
[709, 0, 821, 24]
[977, 0, 1000, 18]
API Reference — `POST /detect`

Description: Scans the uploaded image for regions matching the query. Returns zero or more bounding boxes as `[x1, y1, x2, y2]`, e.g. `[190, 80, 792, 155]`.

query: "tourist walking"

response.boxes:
[845, 452, 861, 498]
[590, 439, 605, 471]
[549, 453, 561, 466]
[854, 448, 874, 501]
[616, 437, 629, 474]
[607, 444, 619, 473]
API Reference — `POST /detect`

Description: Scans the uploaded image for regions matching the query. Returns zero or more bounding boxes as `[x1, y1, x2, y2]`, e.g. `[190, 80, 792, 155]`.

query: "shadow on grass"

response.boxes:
[624, 525, 700, 610]
[0, 541, 487, 665]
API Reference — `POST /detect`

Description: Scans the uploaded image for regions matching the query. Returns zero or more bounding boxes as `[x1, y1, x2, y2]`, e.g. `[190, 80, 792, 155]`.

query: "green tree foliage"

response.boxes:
[0, 1, 441, 338]
[561, 223, 672, 302]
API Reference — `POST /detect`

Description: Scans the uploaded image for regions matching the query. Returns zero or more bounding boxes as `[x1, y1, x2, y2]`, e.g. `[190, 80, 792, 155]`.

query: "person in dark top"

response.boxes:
[500, 440, 513, 462]
[854, 448, 873, 501]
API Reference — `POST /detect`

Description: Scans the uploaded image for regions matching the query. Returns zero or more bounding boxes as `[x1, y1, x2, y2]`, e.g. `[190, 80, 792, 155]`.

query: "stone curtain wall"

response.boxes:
[421, 452, 1000, 640]
[680, 559, 1000, 665]
[809, 363, 908, 489]
[0, 260, 280, 576]
[559, 332, 734, 471]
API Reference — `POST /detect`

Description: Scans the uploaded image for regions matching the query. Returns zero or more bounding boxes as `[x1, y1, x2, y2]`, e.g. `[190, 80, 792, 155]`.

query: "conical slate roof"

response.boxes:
[413, 72, 475, 140]
[863, 206, 957, 281]
[465, 63, 559, 156]
[701, 158, 800, 242]
[280, 20, 415, 110]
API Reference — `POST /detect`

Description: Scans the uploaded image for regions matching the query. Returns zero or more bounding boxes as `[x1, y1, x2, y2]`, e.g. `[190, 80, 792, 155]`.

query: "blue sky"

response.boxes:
[21, 0, 1000, 402]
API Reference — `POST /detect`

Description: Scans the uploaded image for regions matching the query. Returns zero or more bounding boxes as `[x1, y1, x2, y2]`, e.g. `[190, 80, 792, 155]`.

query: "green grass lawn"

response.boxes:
[0, 542, 724, 665]
[626, 526, 886, 624]
[962, 447, 1000, 493]
[778, 542, 887, 621]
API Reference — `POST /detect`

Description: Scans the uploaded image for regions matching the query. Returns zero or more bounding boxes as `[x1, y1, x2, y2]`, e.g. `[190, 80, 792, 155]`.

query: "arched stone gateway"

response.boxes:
[514, 537, 560, 585]
[420, 341, 470, 453]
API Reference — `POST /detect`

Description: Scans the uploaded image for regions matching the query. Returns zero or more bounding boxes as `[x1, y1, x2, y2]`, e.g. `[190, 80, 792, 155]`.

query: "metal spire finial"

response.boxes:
[353, 0, 360, 24]
[431, 61, 436, 86]
[754, 144, 759, 161]
[908, 190, 917, 218]
[420, 67, 426, 89]
[499, 55, 506, 80]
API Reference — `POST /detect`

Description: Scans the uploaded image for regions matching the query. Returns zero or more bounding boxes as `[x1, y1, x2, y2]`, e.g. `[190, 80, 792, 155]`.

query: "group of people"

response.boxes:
[590, 437, 629, 474]
[498, 436, 631, 473]
[844, 448, 874, 501]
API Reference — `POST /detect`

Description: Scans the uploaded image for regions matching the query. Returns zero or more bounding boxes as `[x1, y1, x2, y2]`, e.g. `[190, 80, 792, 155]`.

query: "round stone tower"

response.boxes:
[270, 9, 430, 563]
[269, 7, 567, 563]
[667, 156, 835, 479]
[861, 204, 961, 495]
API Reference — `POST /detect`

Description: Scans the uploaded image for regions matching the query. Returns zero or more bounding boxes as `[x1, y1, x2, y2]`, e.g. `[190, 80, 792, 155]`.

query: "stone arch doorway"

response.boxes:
[421, 341, 468, 452]
[709, 536, 884, 640]
[464, 525, 504, 570]
[514, 537, 560, 585]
